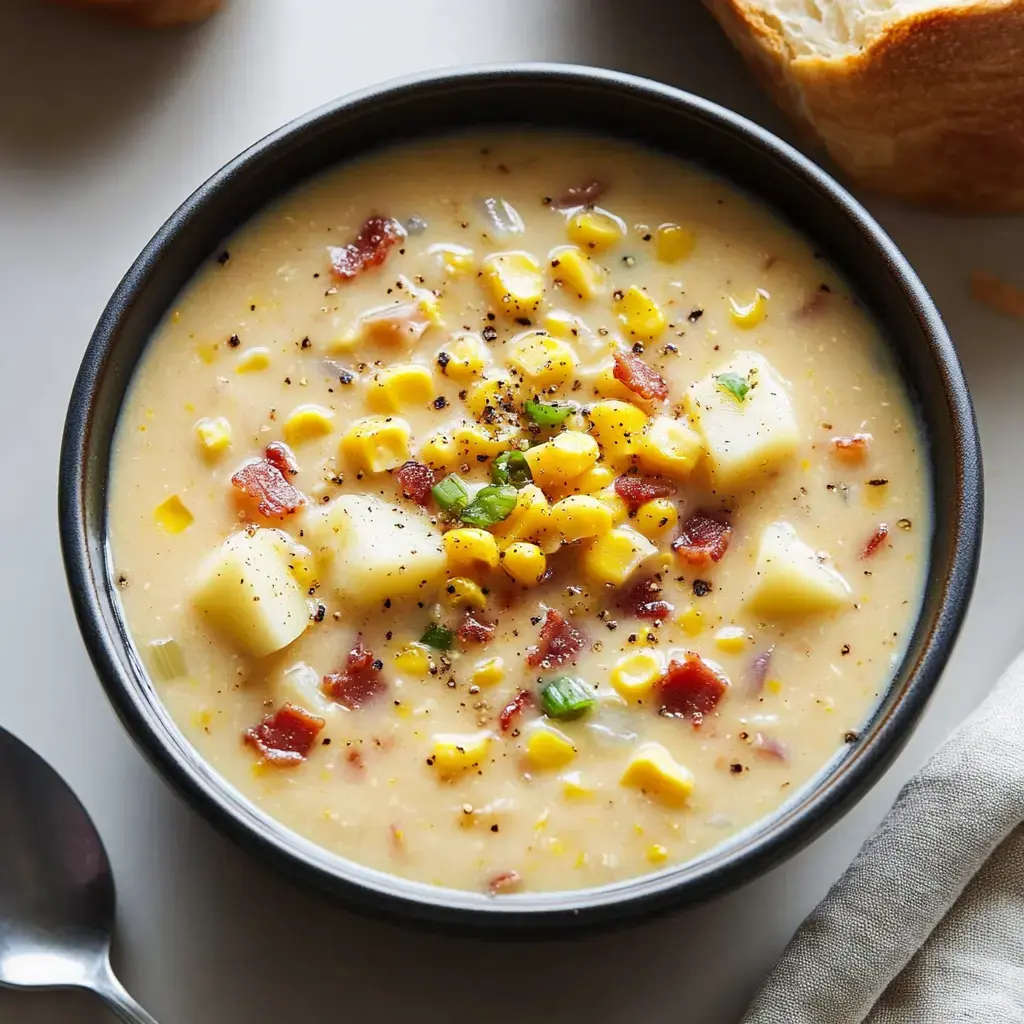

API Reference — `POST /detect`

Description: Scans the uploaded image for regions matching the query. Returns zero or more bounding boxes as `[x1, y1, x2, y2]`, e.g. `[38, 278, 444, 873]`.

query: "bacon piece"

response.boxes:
[613, 474, 674, 511]
[328, 215, 405, 280]
[553, 180, 606, 209]
[612, 351, 669, 401]
[673, 512, 733, 568]
[499, 689, 533, 733]
[655, 653, 728, 725]
[861, 523, 889, 559]
[487, 870, 522, 895]
[244, 703, 325, 765]
[746, 647, 774, 696]
[231, 459, 307, 517]
[621, 576, 673, 621]
[395, 460, 435, 505]
[458, 612, 494, 645]
[264, 441, 299, 476]
[527, 609, 587, 669]
[832, 433, 872, 464]
[322, 637, 385, 709]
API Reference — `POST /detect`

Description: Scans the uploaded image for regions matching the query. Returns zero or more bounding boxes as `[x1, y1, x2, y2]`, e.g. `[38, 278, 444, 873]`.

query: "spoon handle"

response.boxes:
[93, 961, 161, 1024]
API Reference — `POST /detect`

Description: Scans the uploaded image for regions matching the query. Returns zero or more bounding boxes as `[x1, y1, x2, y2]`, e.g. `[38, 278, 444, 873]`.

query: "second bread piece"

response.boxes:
[704, 0, 1024, 212]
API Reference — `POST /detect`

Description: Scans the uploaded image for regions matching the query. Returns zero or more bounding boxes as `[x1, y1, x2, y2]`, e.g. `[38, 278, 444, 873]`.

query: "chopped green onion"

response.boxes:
[524, 397, 575, 427]
[460, 485, 519, 528]
[492, 450, 533, 489]
[715, 371, 750, 403]
[432, 473, 470, 516]
[540, 676, 596, 719]
[149, 638, 186, 681]
[420, 623, 454, 650]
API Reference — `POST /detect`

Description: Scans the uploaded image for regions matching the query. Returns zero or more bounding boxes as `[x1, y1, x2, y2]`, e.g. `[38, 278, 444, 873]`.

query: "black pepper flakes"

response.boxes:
[844, 731, 859, 744]
[339, 371, 354, 385]
[216, 250, 230, 265]
[301, 336, 312, 350]
[687, 309, 704, 323]
[227, 334, 241, 348]
[433, 396, 449, 410]
[729, 763, 744, 774]
[482, 325, 498, 342]
[841, 644, 851, 655]
[692, 579, 711, 597]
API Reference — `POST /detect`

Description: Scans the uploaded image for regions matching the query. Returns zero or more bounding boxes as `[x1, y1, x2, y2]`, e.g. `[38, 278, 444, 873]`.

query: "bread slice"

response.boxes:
[704, 1, 1024, 211]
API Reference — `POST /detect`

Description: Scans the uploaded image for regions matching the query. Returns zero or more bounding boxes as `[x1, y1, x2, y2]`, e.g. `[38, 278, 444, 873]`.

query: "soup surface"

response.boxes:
[110, 133, 929, 894]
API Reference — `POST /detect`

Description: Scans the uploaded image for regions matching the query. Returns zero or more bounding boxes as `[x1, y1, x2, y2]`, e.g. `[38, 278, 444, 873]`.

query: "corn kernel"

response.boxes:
[656, 223, 696, 263]
[614, 286, 666, 341]
[154, 495, 193, 534]
[525, 727, 577, 770]
[567, 207, 625, 251]
[453, 423, 521, 462]
[621, 742, 694, 807]
[550, 494, 613, 543]
[394, 643, 431, 677]
[470, 656, 505, 688]
[638, 415, 703, 479]
[549, 244, 606, 299]
[367, 364, 435, 413]
[500, 542, 547, 586]
[465, 377, 513, 421]
[561, 771, 595, 801]
[729, 289, 769, 328]
[444, 528, 500, 573]
[586, 400, 648, 468]
[715, 626, 748, 654]
[282, 404, 334, 446]
[634, 497, 679, 539]
[544, 308, 586, 340]
[582, 526, 658, 587]
[482, 251, 545, 313]
[610, 650, 665, 700]
[765, 678, 783, 694]
[524, 431, 600, 491]
[445, 576, 487, 610]
[594, 486, 630, 526]
[428, 242, 475, 277]
[418, 431, 457, 470]
[439, 332, 489, 381]
[493, 485, 560, 554]
[339, 416, 411, 473]
[431, 732, 492, 778]
[568, 464, 615, 495]
[678, 605, 704, 636]
[591, 363, 638, 402]
[194, 416, 232, 459]
[507, 331, 578, 388]
[236, 347, 271, 373]
[646, 843, 669, 864]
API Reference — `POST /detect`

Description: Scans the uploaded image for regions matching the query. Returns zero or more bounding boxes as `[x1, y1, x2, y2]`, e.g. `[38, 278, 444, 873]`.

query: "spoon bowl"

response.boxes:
[0, 725, 158, 1023]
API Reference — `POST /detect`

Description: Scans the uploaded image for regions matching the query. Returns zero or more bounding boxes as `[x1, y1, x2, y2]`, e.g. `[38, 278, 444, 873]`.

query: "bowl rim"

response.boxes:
[58, 62, 983, 934]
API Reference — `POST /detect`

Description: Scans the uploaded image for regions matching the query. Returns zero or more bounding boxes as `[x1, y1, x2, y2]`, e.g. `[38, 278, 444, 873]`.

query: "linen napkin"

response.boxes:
[741, 651, 1024, 1023]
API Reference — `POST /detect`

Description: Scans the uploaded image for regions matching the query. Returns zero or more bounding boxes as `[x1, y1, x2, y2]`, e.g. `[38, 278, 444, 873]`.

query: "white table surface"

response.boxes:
[1, 1, 1019, 1021]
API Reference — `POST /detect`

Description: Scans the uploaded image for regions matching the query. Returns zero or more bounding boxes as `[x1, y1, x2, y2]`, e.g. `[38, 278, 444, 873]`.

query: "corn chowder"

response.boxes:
[110, 134, 929, 894]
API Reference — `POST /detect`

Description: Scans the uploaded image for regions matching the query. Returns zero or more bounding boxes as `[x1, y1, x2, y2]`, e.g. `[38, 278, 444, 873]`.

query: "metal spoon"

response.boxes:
[0, 725, 159, 1023]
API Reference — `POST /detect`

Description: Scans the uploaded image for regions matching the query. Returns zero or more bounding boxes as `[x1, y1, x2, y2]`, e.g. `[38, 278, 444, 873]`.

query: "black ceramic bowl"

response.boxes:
[59, 64, 982, 935]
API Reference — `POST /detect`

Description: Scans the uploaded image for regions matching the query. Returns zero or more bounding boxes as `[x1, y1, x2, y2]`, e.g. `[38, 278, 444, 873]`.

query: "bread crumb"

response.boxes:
[970, 271, 1024, 320]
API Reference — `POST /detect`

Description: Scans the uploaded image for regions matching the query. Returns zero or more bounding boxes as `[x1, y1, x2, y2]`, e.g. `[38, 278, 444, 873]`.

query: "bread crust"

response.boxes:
[49, 0, 223, 27]
[705, 1, 1024, 212]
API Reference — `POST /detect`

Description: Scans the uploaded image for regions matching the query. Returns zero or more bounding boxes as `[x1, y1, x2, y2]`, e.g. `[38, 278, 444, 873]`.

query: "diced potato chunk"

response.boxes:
[638, 415, 703, 479]
[715, 626, 748, 653]
[275, 661, 332, 713]
[544, 308, 587, 340]
[746, 522, 851, 617]
[586, 400, 648, 468]
[332, 282, 442, 352]
[431, 731, 492, 778]
[303, 494, 445, 607]
[549, 245, 605, 299]
[550, 494, 613, 543]
[583, 526, 658, 587]
[482, 251, 544, 314]
[366, 364, 434, 413]
[339, 415, 411, 473]
[507, 331, 578, 388]
[621, 742, 694, 807]
[524, 431, 599, 491]
[525, 726, 577, 770]
[193, 529, 310, 657]
[282, 404, 334, 446]
[614, 285, 666, 341]
[684, 352, 799, 490]
[194, 416, 232, 459]
[567, 207, 625, 251]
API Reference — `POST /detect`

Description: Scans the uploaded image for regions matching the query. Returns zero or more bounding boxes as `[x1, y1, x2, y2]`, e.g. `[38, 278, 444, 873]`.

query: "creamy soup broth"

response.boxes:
[109, 133, 929, 893]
